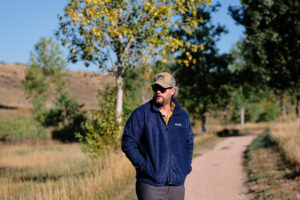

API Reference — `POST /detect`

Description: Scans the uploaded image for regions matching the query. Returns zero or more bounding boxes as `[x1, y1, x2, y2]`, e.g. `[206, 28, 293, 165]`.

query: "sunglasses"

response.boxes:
[152, 85, 173, 93]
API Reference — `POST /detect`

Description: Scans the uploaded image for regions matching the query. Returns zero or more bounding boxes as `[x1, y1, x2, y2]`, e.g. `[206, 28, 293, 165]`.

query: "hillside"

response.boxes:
[0, 62, 113, 117]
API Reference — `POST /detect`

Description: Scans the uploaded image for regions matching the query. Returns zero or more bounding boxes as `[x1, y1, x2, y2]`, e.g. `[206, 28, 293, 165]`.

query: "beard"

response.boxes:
[153, 95, 170, 106]
[154, 96, 163, 105]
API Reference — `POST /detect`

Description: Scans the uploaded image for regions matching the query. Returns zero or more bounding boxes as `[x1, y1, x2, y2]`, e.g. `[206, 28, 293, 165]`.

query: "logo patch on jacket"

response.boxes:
[174, 123, 182, 126]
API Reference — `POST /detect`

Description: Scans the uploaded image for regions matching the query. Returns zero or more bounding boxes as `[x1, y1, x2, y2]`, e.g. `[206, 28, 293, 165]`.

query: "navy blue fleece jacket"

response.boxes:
[121, 99, 194, 186]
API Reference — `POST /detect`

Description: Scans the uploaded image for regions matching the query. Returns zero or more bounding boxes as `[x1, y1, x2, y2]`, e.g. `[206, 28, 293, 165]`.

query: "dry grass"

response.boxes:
[246, 146, 300, 199]
[244, 118, 300, 199]
[269, 118, 300, 165]
[0, 143, 135, 200]
[0, 119, 269, 199]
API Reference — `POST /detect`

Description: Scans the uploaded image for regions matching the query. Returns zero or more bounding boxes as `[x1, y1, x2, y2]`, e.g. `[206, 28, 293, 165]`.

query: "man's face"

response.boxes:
[152, 84, 175, 106]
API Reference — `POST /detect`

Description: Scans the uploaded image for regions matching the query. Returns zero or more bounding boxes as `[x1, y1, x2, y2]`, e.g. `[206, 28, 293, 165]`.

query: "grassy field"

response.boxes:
[269, 117, 300, 165]
[245, 118, 300, 199]
[0, 121, 225, 200]
[0, 143, 135, 199]
[0, 120, 269, 199]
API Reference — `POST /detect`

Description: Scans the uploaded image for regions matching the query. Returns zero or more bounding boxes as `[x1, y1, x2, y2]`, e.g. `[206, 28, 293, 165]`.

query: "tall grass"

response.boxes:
[0, 118, 269, 199]
[269, 117, 300, 165]
[0, 115, 48, 143]
[0, 143, 135, 199]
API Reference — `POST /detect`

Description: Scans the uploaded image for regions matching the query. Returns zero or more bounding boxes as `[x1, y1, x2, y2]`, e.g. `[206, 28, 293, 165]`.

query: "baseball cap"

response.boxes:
[153, 72, 176, 88]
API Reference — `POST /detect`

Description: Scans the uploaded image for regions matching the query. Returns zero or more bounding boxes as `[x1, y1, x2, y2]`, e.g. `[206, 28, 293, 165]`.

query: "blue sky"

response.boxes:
[0, 0, 244, 72]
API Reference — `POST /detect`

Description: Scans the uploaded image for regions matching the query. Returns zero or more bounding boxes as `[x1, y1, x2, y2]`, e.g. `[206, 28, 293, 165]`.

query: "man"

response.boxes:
[122, 72, 194, 200]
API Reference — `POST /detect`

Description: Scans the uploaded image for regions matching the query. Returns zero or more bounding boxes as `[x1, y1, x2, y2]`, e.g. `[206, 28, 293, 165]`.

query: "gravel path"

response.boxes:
[185, 132, 258, 200]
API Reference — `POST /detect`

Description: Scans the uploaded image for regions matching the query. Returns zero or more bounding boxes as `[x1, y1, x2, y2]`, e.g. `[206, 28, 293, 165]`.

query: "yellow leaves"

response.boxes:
[173, 38, 184, 47]
[200, 44, 204, 51]
[159, 59, 167, 63]
[183, 60, 189, 67]
[178, 6, 188, 14]
[143, 68, 153, 80]
[199, 17, 204, 23]
[192, 45, 198, 53]
[192, 7, 197, 18]
[186, 42, 191, 48]
[186, 52, 192, 61]
[192, 58, 197, 64]
[60, 0, 210, 67]
[206, 0, 212, 7]
[91, 26, 100, 36]
[143, 55, 150, 63]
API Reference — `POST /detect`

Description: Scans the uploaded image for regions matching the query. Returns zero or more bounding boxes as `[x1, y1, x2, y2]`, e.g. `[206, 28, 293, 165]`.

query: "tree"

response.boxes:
[56, 0, 212, 125]
[229, 39, 269, 126]
[45, 92, 86, 142]
[230, 0, 300, 117]
[171, 3, 231, 133]
[23, 37, 67, 123]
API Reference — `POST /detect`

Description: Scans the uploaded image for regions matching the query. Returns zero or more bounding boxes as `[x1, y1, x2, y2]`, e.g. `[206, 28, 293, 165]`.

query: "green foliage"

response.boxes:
[230, 0, 300, 101]
[43, 92, 86, 142]
[57, 0, 211, 68]
[171, 3, 231, 119]
[44, 92, 85, 127]
[77, 67, 151, 156]
[257, 105, 281, 122]
[230, 89, 265, 123]
[122, 66, 156, 121]
[23, 64, 49, 99]
[23, 37, 66, 99]
[22, 37, 85, 142]
[57, 0, 211, 125]
[23, 37, 67, 123]
[247, 129, 276, 152]
[0, 115, 48, 143]
[77, 85, 119, 157]
[123, 67, 147, 119]
[31, 98, 49, 124]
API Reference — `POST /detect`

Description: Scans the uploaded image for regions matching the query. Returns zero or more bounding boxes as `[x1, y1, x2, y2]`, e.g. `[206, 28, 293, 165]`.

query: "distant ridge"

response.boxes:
[0, 63, 113, 117]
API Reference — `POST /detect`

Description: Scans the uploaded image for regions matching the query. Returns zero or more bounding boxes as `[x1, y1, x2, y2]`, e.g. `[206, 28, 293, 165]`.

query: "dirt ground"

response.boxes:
[185, 132, 258, 200]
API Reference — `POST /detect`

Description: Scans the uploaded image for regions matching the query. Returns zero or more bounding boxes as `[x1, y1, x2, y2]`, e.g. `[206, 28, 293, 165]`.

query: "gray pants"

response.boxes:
[136, 180, 185, 200]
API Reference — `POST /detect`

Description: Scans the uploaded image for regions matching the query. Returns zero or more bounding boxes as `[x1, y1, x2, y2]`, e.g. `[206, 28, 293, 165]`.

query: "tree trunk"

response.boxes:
[116, 74, 123, 125]
[115, 63, 124, 137]
[280, 98, 286, 117]
[240, 107, 245, 128]
[297, 95, 300, 118]
[201, 113, 206, 133]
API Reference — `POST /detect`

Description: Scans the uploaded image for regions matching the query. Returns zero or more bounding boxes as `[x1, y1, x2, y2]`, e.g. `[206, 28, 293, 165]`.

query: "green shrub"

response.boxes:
[248, 129, 276, 151]
[257, 105, 281, 122]
[77, 85, 120, 157]
[43, 92, 86, 142]
[0, 116, 48, 143]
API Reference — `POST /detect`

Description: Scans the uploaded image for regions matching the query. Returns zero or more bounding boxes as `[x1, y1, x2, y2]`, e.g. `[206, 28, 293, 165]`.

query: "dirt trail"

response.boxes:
[185, 132, 258, 200]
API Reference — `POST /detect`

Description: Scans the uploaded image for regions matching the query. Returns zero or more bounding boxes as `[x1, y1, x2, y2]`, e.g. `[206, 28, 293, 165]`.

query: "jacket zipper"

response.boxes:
[167, 118, 172, 185]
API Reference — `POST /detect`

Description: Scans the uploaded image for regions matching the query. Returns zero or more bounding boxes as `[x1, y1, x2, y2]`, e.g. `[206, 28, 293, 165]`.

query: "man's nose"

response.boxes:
[156, 90, 162, 94]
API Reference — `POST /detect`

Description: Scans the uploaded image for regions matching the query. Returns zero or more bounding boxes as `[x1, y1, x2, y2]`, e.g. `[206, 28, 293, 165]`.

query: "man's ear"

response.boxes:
[171, 87, 176, 95]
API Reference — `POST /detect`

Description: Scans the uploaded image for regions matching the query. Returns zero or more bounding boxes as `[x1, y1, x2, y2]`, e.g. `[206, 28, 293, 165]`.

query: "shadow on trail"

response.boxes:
[216, 129, 260, 138]
[216, 129, 240, 137]
[0, 104, 18, 110]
